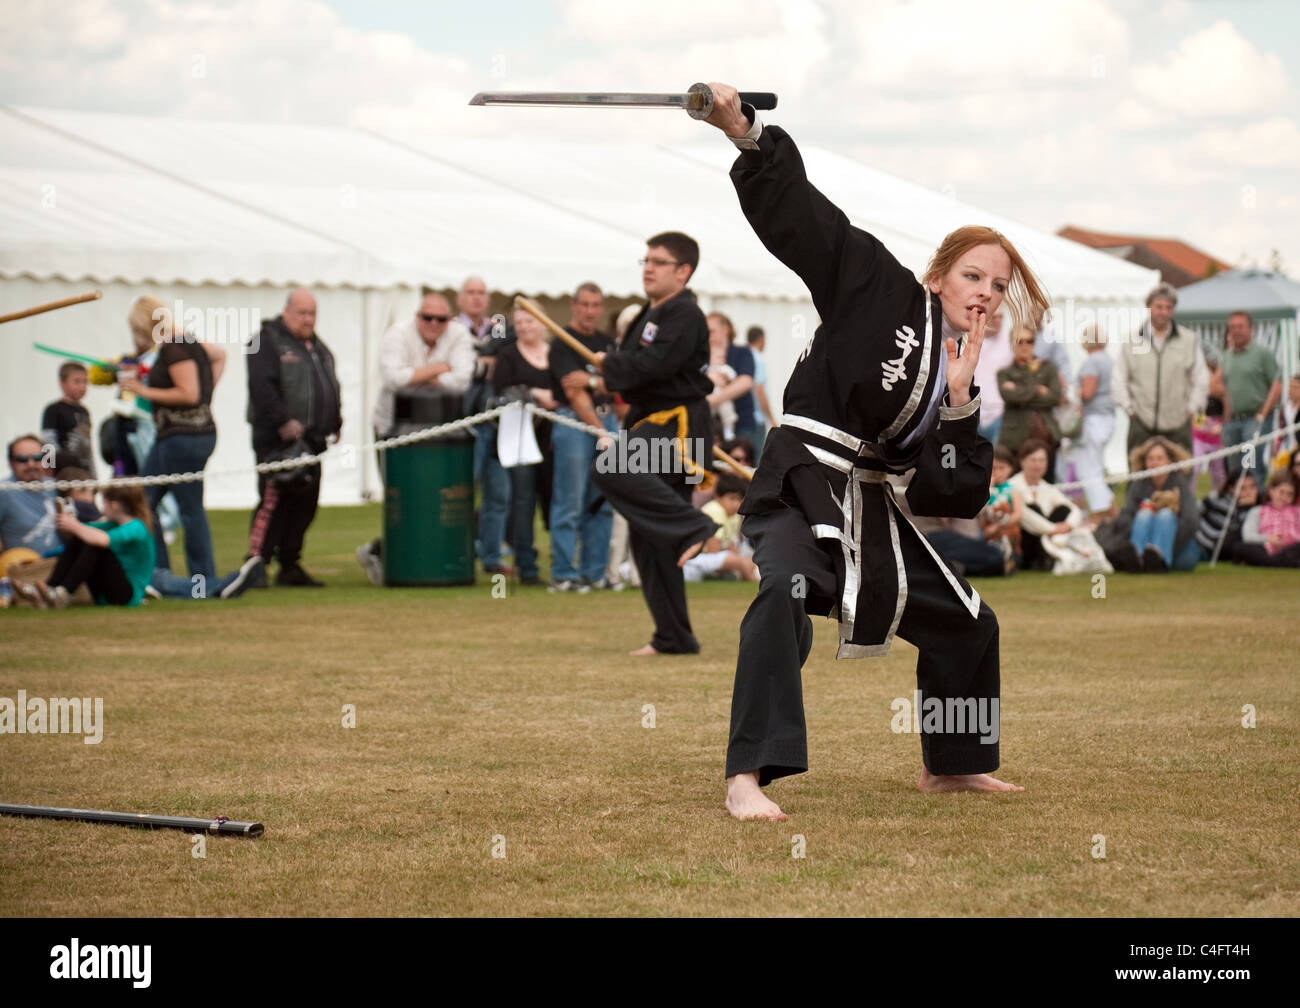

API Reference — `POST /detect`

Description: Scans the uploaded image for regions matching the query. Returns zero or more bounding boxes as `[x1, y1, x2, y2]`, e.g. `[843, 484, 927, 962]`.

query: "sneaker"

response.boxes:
[356, 542, 384, 587]
[243, 557, 269, 589]
[17, 582, 48, 609]
[484, 563, 517, 577]
[145, 584, 163, 601]
[40, 584, 71, 609]
[1141, 545, 1169, 574]
[547, 578, 590, 594]
[276, 564, 325, 588]
[221, 556, 265, 599]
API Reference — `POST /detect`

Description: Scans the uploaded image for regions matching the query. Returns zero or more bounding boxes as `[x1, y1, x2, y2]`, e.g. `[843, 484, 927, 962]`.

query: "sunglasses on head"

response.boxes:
[11, 453, 44, 464]
[419, 313, 450, 323]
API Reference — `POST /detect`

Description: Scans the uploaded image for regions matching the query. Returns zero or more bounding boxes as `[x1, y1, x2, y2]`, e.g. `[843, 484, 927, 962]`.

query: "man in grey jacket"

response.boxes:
[1114, 283, 1207, 458]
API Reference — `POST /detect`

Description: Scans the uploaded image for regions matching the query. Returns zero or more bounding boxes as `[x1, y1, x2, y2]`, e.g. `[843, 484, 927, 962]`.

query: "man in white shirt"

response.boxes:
[357, 292, 474, 585]
[372, 292, 475, 438]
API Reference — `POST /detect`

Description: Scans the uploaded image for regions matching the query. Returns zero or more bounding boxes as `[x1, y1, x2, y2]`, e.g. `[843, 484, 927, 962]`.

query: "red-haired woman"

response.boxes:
[701, 84, 1051, 820]
[27, 486, 156, 608]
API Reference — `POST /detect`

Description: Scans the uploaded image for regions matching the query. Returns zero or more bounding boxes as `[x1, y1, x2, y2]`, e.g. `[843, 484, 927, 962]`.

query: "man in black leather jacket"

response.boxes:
[245, 288, 342, 587]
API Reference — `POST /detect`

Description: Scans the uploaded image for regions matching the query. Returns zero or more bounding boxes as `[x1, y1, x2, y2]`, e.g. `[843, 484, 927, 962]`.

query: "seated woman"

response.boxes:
[1115, 436, 1200, 572]
[24, 486, 155, 608]
[1008, 438, 1083, 571]
[1194, 471, 1258, 563]
[1237, 470, 1300, 567]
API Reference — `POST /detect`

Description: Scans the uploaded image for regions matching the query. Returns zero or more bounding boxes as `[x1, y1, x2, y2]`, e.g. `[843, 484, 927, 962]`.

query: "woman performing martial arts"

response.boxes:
[699, 84, 1051, 821]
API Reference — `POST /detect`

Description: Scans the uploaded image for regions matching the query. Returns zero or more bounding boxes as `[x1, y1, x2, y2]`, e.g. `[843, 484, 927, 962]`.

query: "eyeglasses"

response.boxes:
[419, 313, 450, 323]
[11, 453, 44, 464]
[639, 257, 681, 269]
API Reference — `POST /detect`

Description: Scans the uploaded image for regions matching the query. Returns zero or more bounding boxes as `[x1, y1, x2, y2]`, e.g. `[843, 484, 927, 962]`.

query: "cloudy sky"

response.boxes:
[3, 0, 1297, 275]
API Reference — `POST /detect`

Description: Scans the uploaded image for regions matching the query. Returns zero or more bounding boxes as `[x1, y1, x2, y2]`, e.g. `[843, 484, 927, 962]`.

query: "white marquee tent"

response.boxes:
[1, 104, 1160, 507]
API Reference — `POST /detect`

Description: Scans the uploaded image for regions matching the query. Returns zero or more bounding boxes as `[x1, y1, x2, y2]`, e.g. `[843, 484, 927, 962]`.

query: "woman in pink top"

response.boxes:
[1237, 471, 1300, 567]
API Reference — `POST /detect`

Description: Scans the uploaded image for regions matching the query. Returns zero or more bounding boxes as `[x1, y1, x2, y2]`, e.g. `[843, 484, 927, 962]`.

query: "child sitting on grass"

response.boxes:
[981, 445, 1022, 571]
[22, 485, 154, 608]
[1237, 470, 1300, 568]
[682, 473, 758, 583]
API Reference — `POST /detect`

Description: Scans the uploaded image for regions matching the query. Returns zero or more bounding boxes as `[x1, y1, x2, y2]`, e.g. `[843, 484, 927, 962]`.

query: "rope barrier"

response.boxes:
[1053, 418, 1299, 492]
[2, 408, 1295, 494]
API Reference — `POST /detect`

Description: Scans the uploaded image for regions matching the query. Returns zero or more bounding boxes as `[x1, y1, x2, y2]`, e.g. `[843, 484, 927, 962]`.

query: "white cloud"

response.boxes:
[0, 0, 487, 130]
[839, 0, 1129, 92]
[1130, 19, 1290, 117]
[1, 0, 1298, 273]
[1180, 117, 1300, 169]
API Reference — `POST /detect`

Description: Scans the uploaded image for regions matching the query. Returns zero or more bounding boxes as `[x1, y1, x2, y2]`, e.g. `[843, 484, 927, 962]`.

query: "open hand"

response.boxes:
[946, 305, 985, 407]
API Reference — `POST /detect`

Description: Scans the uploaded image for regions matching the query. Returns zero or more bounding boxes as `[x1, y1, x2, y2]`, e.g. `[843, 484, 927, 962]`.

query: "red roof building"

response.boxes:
[1057, 226, 1233, 288]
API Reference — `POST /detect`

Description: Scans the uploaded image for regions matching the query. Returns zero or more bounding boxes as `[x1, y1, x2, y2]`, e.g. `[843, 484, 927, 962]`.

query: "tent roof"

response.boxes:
[0, 105, 1158, 302]
[1175, 269, 1300, 322]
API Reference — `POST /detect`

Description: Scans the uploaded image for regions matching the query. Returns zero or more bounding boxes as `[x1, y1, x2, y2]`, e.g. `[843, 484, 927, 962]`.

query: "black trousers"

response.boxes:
[49, 538, 133, 605]
[1237, 541, 1300, 567]
[590, 437, 717, 654]
[726, 505, 1001, 784]
[248, 467, 321, 569]
[1021, 503, 1072, 571]
[926, 529, 1008, 577]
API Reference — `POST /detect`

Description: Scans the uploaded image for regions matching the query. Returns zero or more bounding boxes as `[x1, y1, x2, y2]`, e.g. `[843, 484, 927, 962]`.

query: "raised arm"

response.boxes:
[702, 83, 901, 321]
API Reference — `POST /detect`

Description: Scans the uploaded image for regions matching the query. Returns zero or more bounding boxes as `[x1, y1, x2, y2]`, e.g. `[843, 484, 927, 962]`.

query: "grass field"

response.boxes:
[2, 503, 1297, 917]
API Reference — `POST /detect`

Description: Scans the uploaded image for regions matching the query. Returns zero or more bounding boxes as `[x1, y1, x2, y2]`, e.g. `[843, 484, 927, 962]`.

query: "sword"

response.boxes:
[469, 82, 776, 120]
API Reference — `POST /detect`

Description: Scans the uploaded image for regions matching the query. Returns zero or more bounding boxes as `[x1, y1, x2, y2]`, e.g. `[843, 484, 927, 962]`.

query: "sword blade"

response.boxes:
[469, 91, 701, 111]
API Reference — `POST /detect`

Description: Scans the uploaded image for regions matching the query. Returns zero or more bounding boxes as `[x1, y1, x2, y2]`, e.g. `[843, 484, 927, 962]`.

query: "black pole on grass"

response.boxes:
[0, 803, 264, 837]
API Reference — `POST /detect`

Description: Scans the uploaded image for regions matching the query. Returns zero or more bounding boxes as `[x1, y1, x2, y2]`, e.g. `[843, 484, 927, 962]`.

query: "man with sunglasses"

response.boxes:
[372, 292, 475, 439]
[358, 293, 475, 584]
[0, 434, 60, 558]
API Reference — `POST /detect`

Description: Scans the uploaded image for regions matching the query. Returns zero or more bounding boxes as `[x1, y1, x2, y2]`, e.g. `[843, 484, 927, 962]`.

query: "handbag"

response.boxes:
[264, 438, 317, 491]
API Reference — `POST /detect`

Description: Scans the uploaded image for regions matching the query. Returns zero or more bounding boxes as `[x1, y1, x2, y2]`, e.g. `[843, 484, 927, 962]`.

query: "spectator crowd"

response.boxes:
[2, 276, 1297, 610]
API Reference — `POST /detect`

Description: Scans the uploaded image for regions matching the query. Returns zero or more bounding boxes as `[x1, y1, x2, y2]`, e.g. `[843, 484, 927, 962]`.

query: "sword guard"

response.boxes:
[687, 83, 778, 119]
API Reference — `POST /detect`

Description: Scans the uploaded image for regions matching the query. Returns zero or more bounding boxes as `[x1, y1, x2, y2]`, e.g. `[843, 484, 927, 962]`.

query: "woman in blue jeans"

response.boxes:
[119, 296, 224, 580]
[490, 308, 561, 584]
[1120, 436, 1200, 572]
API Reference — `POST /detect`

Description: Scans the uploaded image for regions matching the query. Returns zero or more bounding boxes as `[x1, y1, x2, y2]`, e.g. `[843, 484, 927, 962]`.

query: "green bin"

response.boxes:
[382, 392, 475, 586]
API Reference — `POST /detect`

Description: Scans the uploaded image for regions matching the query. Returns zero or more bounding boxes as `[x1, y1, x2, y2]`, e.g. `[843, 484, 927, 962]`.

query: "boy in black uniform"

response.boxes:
[698, 85, 1051, 820]
[589, 232, 719, 655]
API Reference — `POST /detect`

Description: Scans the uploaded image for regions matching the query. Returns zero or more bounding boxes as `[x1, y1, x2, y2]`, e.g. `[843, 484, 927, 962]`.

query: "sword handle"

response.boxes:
[686, 83, 778, 119]
[739, 92, 778, 110]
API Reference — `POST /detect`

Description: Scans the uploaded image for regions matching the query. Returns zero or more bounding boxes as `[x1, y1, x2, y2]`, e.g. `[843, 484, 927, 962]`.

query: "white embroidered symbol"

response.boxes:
[880, 325, 921, 391]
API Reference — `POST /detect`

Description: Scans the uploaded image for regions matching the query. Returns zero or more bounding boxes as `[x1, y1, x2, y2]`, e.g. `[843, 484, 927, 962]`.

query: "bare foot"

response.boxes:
[725, 771, 787, 821]
[918, 769, 1024, 793]
[629, 643, 659, 656]
[677, 538, 708, 568]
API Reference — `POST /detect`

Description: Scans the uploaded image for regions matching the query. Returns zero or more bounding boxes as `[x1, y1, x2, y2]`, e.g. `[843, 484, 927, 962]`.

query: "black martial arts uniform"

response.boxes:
[723, 116, 1001, 784]
[592, 289, 719, 654]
